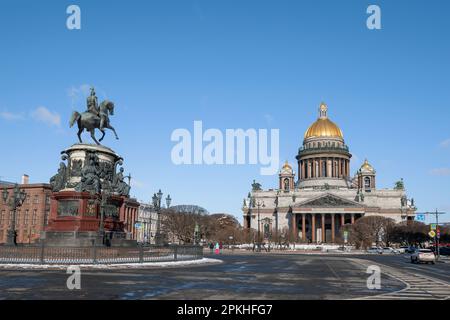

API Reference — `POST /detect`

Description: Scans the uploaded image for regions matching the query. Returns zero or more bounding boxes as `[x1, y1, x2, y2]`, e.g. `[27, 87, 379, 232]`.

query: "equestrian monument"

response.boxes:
[42, 87, 139, 247]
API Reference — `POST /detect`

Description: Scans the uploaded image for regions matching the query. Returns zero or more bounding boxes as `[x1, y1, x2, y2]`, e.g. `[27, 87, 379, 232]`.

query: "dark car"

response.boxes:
[433, 246, 450, 256]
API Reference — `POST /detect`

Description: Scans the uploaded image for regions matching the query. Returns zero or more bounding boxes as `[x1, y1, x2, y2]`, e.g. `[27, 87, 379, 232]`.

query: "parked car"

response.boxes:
[382, 247, 401, 254]
[411, 249, 436, 264]
[430, 246, 450, 256]
[367, 247, 382, 254]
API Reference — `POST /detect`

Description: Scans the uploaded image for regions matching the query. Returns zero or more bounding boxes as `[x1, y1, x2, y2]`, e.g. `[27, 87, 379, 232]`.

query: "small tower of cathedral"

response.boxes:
[358, 159, 376, 191]
[279, 161, 295, 191]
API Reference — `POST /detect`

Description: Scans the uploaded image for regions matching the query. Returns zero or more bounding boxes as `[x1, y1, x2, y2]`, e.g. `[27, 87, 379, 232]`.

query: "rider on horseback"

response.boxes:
[86, 87, 100, 117]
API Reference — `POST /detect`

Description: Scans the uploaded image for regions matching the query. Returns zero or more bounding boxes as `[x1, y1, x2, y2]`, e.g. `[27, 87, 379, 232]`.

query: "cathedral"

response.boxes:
[242, 103, 416, 244]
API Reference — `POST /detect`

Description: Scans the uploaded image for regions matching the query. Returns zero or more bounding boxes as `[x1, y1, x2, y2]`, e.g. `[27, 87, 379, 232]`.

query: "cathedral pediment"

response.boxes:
[295, 193, 364, 208]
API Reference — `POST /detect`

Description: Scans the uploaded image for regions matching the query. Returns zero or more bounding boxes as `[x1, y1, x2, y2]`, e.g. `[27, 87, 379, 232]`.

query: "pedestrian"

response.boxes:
[215, 242, 220, 255]
[219, 241, 223, 254]
[209, 242, 214, 254]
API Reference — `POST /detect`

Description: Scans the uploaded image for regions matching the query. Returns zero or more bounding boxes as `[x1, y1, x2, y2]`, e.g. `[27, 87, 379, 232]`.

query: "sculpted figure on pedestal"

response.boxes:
[76, 152, 101, 194]
[50, 162, 67, 192]
[112, 167, 130, 197]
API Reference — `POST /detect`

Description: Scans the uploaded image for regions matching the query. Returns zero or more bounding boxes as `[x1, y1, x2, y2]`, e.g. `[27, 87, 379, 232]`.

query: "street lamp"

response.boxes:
[2, 184, 27, 246]
[252, 197, 265, 252]
[153, 189, 169, 245]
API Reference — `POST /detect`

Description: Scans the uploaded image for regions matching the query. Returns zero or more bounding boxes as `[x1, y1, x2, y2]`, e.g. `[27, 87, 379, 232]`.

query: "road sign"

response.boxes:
[430, 224, 437, 230]
[416, 214, 425, 222]
[429, 230, 436, 238]
[134, 222, 142, 229]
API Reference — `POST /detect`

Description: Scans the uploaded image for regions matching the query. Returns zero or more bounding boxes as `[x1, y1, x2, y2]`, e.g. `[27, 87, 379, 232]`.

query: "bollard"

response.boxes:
[174, 246, 178, 261]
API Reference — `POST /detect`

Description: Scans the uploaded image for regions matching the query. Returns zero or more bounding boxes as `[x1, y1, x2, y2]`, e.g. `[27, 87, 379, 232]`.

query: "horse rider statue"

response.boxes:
[69, 86, 119, 145]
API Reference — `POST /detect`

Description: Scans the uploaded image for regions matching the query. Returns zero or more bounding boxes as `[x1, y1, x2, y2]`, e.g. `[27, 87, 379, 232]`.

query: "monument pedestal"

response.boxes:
[43, 143, 137, 247]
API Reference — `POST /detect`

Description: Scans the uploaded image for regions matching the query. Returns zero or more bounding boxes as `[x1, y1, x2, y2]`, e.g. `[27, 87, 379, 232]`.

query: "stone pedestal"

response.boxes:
[43, 143, 136, 247]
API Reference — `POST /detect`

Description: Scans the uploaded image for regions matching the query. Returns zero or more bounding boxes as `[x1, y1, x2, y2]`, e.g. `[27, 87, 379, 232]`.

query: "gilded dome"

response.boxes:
[280, 160, 293, 174]
[304, 103, 344, 140]
[360, 159, 375, 173]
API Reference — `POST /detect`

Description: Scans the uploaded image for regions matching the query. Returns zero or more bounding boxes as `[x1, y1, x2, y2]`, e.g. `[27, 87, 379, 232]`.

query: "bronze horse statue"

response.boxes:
[69, 100, 119, 145]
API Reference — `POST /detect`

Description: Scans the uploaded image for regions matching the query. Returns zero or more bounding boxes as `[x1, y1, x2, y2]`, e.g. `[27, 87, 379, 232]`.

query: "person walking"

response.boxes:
[214, 242, 220, 255]
[209, 242, 214, 254]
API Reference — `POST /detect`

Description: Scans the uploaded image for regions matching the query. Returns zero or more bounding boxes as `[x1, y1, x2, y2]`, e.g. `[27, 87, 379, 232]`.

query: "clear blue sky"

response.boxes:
[0, 0, 449, 224]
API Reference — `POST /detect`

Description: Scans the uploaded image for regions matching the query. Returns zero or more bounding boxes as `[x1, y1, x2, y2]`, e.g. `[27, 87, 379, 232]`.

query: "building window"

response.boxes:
[24, 209, 29, 226]
[32, 209, 37, 226]
[364, 177, 371, 189]
[45, 195, 51, 205]
[34, 195, 39, 204]
[284, 178, 290, 191]
[26, 195, 31, 204]
[0, 210, 4, 226]
[44, 210, 50, 226]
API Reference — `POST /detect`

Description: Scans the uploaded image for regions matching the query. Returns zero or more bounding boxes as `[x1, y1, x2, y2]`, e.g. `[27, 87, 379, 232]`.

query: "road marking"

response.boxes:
[351, 258, 450, 300]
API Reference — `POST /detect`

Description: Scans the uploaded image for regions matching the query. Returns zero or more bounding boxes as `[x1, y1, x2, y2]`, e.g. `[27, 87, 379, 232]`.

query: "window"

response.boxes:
[284, 178, 290, 191]
[26, 195, 31, 204]
[16, 210, 20, 225]
[45, 195, 51, 205]
[24, 209, 29, 226]
[0, 210, 4, 225]
[32, 209, 37, 226]
[44, 210, 50, 226]
[364, 177, 371, 189]
[34, 195, 39, 204]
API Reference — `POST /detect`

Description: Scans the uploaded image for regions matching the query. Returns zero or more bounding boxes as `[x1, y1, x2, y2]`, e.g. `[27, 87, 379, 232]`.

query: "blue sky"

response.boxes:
[0, 0, 449, 223]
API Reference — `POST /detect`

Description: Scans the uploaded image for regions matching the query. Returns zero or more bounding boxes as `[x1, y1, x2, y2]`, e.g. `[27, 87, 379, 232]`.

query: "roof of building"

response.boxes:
[304, 103, 344, 140]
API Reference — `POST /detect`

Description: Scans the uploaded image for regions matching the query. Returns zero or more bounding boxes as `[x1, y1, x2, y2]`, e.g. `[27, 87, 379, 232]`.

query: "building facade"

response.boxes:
[0, 182, 52, 244]
[120, 197, 140, 241]
[242, 103, 416, 243]
[136, 202, 158, 244]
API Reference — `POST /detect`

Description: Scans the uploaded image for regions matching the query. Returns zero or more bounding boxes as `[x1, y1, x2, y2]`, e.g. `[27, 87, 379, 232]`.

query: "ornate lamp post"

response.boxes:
[2, 184, 27, 246]
[251, 197, 265, 252]
[153, 190, 171, 245]
[194, 223, 200, 245]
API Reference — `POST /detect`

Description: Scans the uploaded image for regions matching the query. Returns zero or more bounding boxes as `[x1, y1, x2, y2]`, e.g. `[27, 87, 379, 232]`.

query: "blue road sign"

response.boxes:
[416, 214, 425, 222]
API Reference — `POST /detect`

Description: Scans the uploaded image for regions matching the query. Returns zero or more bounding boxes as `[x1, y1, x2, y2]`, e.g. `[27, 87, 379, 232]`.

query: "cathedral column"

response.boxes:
[346, 160, 350, 177]
[321, 214, 325, 243]
[308, 160, 312, 178]
[311, 214, 316, 243]
[302, 214, 306, 242]
[292, 213, 298, 242]
[327, 158, 332, 178]
[331, 214, 335, 243]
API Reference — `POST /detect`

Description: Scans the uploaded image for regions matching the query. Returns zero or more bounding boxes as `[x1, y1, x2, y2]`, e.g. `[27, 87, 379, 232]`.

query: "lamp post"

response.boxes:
[153, 190, 171, 245]
[251, 197, 265, 252]
[2, 184, 27, 246]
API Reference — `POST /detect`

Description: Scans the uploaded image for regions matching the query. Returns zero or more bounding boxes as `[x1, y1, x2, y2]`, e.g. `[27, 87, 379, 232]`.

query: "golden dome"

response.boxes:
[360, 159, 375, 172]
[304, 103, 344, 140]
[282, 160, 292, 170]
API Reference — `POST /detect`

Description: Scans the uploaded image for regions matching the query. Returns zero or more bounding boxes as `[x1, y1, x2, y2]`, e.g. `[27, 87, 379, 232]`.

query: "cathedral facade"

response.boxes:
[242, 103, 416, 244]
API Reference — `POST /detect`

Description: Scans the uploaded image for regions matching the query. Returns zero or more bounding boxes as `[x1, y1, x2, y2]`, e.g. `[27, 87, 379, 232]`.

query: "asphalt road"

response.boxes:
[0, 253, 448, 300]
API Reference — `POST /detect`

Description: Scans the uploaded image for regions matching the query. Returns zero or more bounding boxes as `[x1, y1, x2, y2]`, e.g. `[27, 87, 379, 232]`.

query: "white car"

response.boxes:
[382, 247, 401, 254]
[411, 249, 436, 264]
[367, 247, 382, 254]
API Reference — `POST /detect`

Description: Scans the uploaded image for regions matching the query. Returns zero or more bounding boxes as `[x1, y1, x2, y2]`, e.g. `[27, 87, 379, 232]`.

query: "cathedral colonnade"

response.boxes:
[290, 212, 362, 243]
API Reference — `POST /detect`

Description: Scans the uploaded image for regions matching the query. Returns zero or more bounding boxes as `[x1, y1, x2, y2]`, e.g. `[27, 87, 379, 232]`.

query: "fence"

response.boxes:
[0, 244, 203, 265]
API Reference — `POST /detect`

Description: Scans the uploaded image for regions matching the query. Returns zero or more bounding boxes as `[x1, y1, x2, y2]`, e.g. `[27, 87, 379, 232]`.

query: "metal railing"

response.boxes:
[0, 244, 203, 265]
